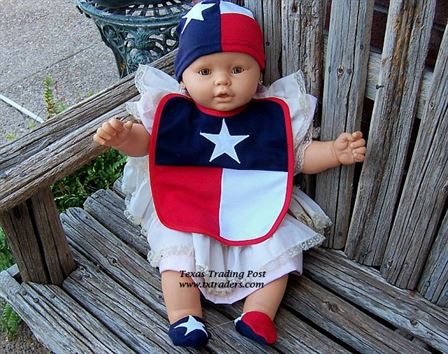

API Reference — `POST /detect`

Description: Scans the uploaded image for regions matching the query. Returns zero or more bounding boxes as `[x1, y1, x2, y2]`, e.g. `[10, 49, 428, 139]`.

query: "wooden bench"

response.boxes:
[0, 1, 447, 352]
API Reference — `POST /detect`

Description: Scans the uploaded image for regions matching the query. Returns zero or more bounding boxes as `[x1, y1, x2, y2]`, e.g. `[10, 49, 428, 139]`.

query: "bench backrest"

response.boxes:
[246, 0, 447, 306]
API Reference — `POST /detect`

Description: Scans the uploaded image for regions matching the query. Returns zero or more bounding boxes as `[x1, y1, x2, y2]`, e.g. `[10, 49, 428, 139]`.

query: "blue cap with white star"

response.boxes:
[174, 0, 265, 81]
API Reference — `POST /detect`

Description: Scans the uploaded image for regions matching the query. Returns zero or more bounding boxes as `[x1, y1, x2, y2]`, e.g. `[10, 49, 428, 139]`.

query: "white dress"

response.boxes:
[123, 65, 331, 304]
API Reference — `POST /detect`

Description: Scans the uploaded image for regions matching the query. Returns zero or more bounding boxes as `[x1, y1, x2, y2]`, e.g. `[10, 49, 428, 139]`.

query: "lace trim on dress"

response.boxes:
[124, 209, 143, 229]
[125, 100, 142, 125]
[193, 232, 326, 296]
[134, 64, 148, 94]
[147, 246, 194, 268]
[295, 125, 313, 174]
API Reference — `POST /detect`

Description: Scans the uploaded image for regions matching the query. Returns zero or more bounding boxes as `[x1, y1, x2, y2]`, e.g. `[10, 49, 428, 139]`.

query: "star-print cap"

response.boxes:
[174, 0, 265, 81]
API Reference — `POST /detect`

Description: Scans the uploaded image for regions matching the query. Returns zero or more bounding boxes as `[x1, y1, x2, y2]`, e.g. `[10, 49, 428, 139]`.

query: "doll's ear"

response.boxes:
[180, 82, 188, 94]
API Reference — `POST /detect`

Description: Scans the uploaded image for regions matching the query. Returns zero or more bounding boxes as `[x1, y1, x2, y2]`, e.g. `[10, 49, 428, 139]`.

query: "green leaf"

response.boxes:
[1, 304, 21, 339]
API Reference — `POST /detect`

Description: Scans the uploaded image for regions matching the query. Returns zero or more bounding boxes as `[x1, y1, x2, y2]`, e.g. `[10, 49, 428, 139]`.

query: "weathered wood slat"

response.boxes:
[281, 0, 324, 97]
[381, 25, 448, 289]
[215, 301, 350, 354]
[244, 0, 282, 83]
[90, 187, 350, 353]
[322, 33, 432, 119]
[0, 106, 129, 213]
[0, 183, 74, 287]
[0, 51, 176, 213]
[0, 186, 74, 285]
[418, 211, 448, 306]
[304, 248, 448, 353]
[346, 0, 437, 264]
[64, 251, 189, 353]
[29, 188, 76, 283]
[323, 36, 433, 121]
[283, 274, 431, 354]
[83, 189, 148, 256]
[0, 271, 132, 354]
[0, 81, 133, 172]
[6, 264, 20, 278]
[260, 0, 282, 83]
[315, 0, 374, 249]
[112, 176, 125, 198]
[61, 208, 166, 317]
[281, 0, 325, 194]
[61, 207, 274, 353]
[0, 202, 49, 283]
[364, 53, 433, 121]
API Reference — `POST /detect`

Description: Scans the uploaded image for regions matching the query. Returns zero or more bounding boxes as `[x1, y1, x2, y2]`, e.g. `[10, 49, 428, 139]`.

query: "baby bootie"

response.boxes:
[168, 315, 210, 347]
[234, 311, 277, 345]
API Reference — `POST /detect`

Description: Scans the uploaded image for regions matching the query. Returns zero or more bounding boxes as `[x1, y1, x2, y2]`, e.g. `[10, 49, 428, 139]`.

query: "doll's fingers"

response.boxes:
[353, 152, 365, 162]
[350, 138, 366, 149]
[123, 121, 134, 130]
[352, 131, 363, 139]
[93, 134, 107, 146]
[353, 146, 366, 155]
[101, 121, 118, 137]
[109, 117, 126, 132]
[341, 132, 353, 141]
[336, 133, 353, 146]
[96, 127, 113, 141]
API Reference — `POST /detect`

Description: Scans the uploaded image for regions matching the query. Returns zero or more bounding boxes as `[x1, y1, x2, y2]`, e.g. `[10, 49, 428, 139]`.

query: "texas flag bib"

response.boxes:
[149, 94, 294, 246]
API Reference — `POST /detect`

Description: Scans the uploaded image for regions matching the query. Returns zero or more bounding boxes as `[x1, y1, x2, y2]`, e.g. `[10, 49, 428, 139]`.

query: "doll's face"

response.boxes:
[181, 52, 261, 112]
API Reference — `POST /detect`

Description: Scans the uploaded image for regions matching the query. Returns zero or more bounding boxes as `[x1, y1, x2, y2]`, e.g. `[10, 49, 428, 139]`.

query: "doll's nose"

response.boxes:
[214, 72, 230, 86]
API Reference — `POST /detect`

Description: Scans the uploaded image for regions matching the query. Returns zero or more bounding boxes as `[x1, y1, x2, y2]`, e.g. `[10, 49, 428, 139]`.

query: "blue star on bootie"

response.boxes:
[168, 315, 210, 347]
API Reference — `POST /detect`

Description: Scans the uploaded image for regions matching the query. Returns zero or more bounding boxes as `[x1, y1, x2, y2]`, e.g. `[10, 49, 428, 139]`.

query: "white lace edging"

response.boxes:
[147, 245, 194, 268]
[193, 232, 325, 296]
[124, 209, 144, 229]
[295, 124, 313, 174]
[289, 188, 332, 232]
[256, 70, 317, 173]
[125, 65, 183, 133]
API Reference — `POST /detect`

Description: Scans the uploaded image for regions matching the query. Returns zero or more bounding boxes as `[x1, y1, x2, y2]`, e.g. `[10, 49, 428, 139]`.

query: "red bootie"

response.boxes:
[234, 311, 277, 345]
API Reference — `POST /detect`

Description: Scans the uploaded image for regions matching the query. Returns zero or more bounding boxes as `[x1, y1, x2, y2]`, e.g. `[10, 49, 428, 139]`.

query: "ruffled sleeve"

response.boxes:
[256, 71, 317, 174]
[126, 65, 182, 134]
[122, 65, 181, 238]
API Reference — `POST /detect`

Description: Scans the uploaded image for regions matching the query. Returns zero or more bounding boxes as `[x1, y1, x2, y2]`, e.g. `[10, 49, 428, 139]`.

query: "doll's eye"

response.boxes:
[231, 66, 244, 74]
[198, 68, 211, 75]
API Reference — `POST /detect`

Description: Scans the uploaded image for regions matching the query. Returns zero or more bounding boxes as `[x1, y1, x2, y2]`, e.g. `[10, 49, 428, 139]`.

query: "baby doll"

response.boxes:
[94, 0, 366, 348]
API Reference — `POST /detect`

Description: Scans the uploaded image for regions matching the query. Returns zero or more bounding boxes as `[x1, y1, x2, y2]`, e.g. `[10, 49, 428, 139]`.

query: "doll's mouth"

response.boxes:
[215, 93, 232, 100]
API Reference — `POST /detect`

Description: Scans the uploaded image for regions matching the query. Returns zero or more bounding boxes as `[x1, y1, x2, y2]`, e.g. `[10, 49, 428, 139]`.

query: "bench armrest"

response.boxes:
[0, 51, 176, 213]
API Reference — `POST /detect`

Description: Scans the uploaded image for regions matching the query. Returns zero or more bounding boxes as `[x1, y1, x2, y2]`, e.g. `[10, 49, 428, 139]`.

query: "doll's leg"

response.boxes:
[162, 270, 202, 322]
[243, 274, 288, 318]
[235, 275, 288, 345]
[161, 271, 209, 347]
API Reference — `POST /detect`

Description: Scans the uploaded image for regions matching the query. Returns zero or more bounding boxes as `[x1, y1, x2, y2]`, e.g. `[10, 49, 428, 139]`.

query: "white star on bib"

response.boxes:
[175, 315, 208, 336]
[200, 120, 249, 164]
[181, 3, 215, 33]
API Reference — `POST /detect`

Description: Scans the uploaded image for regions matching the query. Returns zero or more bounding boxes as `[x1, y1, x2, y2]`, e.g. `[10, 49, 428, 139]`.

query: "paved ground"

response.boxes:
[0, 0, 118, 351]
[0, 0, 117, 145]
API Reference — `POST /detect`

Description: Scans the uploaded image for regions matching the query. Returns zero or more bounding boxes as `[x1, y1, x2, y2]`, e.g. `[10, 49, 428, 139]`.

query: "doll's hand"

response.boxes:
[333, 131, 366, 165]
[93, 118, 133, 148]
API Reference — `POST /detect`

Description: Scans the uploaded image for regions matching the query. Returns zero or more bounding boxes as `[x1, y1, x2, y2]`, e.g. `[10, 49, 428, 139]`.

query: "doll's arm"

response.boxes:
[94, 117, 150, 157]
[301, 131, 366, 174]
